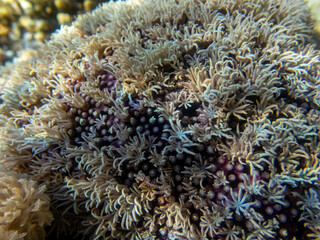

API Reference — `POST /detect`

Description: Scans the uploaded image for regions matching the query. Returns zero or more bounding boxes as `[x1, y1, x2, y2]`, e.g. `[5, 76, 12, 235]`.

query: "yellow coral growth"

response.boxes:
[0, 165, 53, 240]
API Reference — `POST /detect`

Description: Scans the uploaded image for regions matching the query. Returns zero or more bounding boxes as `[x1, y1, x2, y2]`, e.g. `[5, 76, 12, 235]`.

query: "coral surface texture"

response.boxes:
[0, 0, 320, 239]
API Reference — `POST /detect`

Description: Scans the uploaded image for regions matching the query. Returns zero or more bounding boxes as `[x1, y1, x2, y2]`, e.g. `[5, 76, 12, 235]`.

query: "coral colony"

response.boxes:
[0, 0, 320, 239]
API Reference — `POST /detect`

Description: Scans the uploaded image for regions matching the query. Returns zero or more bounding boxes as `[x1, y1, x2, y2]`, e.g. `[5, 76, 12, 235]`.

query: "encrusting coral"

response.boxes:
[0, 165, 53, 240]
[0, 0, 320, 239]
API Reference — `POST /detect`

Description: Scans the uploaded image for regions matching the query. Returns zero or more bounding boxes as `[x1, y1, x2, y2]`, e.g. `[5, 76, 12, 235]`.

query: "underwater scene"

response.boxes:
[0, 0, 320, 239]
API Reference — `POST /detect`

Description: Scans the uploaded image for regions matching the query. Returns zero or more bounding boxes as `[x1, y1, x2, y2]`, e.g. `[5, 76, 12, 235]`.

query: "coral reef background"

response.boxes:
[0, 0, 320, 239]
[0, 0, 105, 64]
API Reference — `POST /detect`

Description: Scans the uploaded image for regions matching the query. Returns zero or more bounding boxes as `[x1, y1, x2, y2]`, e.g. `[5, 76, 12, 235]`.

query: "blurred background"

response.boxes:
[308, 0, 320, 33]
[0, 0, 106, 64]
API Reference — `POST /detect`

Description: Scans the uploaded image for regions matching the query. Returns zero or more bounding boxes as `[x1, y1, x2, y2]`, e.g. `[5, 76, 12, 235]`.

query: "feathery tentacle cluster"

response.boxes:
[0, 165, 53, 240]
[0, 0, 320, 239]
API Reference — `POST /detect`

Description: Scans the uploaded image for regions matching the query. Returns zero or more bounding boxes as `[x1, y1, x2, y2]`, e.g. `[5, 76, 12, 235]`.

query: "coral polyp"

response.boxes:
[0, 0, 320, 239]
